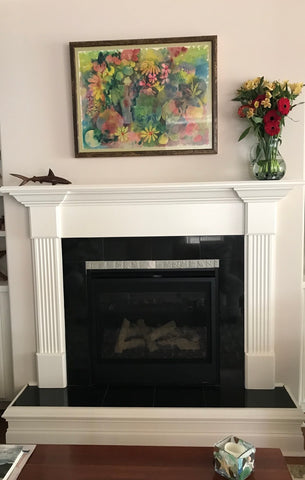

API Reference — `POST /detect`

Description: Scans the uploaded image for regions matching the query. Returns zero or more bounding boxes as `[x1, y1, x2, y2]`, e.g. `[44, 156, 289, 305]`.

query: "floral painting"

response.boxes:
[70, 36, 217, 157]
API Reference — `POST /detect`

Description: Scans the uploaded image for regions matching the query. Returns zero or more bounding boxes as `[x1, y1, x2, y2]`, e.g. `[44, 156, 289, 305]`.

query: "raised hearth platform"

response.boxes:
[3, 385, 304, 456]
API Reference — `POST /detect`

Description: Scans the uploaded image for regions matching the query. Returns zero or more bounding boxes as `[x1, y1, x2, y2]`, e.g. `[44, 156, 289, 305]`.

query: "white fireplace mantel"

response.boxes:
[1, 180, 302, 390]
[1, 180, 297, 204]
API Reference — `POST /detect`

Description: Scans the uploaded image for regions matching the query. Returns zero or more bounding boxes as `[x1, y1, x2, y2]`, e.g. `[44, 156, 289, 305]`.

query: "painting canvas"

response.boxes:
[70, 36, 217, 157]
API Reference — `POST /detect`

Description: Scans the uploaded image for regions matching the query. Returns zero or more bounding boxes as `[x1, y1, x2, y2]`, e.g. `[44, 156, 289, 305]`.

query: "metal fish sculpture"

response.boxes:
[10, 169, 71, 186]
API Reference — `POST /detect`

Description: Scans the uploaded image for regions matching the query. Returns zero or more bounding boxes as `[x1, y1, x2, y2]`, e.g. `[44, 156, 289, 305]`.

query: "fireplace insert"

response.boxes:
[87, 268, 219, 386]
[62, 235, 244, 390]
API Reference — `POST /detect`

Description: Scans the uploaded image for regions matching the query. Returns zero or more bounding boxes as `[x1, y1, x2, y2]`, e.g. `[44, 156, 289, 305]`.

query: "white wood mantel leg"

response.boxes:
[32, 237, 67, 387]
[231, 192, 280, 390]
[245, 233, 275, 389]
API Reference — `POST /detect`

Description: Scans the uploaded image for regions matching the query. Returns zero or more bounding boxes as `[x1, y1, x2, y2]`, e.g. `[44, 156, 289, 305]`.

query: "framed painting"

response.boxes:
[70, 36, 217, 157]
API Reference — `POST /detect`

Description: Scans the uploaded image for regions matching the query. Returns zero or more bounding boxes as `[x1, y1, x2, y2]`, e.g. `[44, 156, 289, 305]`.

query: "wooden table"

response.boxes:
[17, 445, 292, 480]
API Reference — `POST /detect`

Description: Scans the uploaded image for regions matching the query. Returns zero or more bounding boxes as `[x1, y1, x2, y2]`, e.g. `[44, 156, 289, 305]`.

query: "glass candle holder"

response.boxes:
[214, 435, 256, 480]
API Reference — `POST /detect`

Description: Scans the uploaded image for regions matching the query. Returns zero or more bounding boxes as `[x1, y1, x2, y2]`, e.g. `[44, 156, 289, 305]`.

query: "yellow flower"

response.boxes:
[141, 125, 159, 143]
[280, 80, 289, 89]
[140, 60, 160, 75]
[254, 101, 260, 109]
[243, 77, 261, 90]
[243, 80, 255, 91]
[289, 82, 303, 95]
[154, 82, 164, 92]
[261, 98, 271, 108]
[102, 65, 115, 80]
[115, 126, 129, 142]
[263, 81, 274, 91]
[265, 91, 272, 98]
[246, 108, 255, 118]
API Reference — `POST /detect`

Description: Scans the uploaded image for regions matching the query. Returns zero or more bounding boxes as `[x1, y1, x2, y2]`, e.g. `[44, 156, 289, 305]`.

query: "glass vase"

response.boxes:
[250, 136, 286, 180]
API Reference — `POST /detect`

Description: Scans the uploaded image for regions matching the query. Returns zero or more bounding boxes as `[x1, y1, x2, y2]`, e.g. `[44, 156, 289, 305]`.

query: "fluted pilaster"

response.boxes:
[245, 233, 275, 388]
[32, 237, 67, 387]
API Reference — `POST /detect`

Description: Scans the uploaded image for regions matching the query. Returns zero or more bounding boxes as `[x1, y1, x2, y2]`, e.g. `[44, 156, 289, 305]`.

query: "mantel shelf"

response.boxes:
[1, 180, 303, 207]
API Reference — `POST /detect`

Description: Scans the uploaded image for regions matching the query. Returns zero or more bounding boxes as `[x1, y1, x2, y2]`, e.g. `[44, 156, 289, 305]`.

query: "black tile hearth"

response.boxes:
[154, 385, 205, 407]
[202, 385, 294, 408]
[13, 385, 296, 408]
[67, 385, 107, 406]
[204, 385, 246, 407]
[103, 385, 155, 407]
[244, 388, 296, 408]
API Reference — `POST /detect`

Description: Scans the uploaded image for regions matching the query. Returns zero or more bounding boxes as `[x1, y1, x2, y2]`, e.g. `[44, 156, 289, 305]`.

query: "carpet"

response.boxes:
[288, 464, 305, 479]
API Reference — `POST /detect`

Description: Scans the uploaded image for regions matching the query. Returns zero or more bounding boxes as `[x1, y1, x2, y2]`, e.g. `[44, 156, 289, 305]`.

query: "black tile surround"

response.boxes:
[13, 385, 296, 408]
[62, 235, 245, 389]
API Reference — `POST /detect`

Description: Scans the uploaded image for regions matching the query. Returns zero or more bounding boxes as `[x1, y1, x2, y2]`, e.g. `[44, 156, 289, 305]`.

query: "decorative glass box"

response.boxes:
[214, 435, 256, 480]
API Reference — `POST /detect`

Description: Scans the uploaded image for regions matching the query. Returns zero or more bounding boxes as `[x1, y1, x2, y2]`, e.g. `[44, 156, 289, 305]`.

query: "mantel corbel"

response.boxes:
[233, 182, 297, 203]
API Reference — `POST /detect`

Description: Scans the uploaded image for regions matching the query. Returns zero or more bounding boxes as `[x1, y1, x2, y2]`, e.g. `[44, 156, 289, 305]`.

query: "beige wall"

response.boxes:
[0, 0, 305, 399]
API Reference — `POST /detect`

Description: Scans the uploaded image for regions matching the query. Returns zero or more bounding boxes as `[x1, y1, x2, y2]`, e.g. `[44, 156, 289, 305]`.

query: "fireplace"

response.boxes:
[2, 180, 297, 391]
[62, 236, 244, 390]
[2, 181, 304, 453]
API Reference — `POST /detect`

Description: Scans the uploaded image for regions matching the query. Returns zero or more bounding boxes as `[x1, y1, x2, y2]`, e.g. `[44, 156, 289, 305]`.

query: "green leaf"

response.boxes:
[110, 85, 124, 106]
[290, 101, 305, 110]
[115, 71, 124, 81]
[252, 116, 263, 124]
[122, 65, 133, 76]
[238, 126, 251, 141]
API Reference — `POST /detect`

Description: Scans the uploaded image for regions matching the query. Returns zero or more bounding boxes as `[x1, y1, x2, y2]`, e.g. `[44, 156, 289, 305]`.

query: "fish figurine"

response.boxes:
[10, 169, 71, 186]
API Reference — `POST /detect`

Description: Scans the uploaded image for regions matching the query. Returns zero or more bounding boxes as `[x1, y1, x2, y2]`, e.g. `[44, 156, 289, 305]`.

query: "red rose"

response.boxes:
[278, 97, 290, 115]
[263, 110, 281, 123]
[264, 120, 281, 136]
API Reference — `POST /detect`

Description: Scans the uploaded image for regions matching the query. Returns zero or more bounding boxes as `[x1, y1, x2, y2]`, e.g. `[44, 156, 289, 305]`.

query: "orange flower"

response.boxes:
[88, 74, 105, 102]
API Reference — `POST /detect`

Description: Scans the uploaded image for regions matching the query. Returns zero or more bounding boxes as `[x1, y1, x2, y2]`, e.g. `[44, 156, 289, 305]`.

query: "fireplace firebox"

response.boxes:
[87, 267, 219, 386]
[62, 235, 244, 390]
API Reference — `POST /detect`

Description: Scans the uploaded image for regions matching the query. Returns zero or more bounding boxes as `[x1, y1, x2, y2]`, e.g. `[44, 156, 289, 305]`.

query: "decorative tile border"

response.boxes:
[86, 259, 219, 271]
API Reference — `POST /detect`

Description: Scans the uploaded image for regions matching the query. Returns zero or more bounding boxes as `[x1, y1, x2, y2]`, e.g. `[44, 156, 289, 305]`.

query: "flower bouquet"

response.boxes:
[233, 77, 303, 180]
